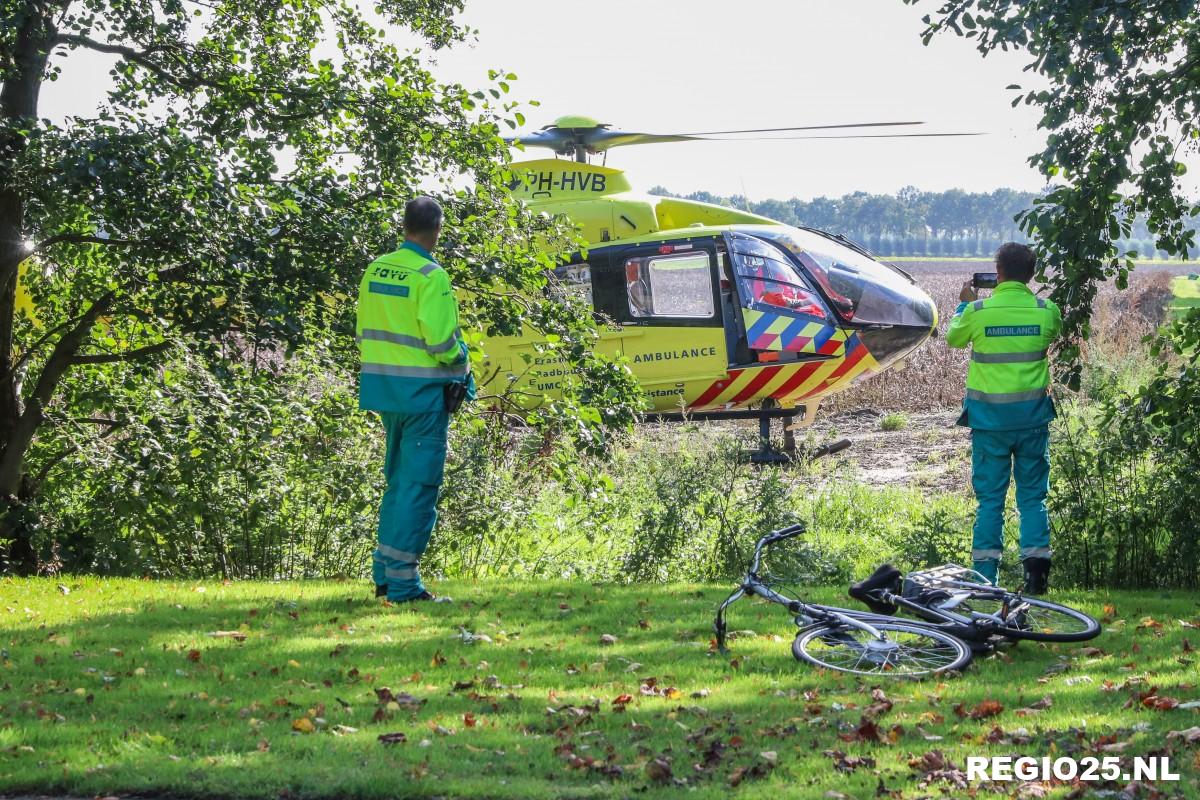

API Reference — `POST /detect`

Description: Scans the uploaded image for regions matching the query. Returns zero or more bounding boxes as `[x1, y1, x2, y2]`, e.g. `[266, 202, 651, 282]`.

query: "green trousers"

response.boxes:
[970, 426, 1052, 585]
[372, 410, 449, 601]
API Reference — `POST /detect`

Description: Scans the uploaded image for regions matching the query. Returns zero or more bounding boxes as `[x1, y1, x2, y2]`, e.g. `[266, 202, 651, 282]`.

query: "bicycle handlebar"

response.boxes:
[762, 523, 806, 545]
[750, 523, 807, 573]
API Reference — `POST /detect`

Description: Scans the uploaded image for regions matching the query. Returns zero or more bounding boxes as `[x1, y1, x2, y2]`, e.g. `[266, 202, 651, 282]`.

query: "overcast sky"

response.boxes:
[42, 0, 1055, 201]
[428, 0, 1051, 200]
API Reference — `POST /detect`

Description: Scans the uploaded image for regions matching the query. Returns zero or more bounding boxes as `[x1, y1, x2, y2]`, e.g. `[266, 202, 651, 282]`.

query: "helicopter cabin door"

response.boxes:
[594, 239, 728, 408]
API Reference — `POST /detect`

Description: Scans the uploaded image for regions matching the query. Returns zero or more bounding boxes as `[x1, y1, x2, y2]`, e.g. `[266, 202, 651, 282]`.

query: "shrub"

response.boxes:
[37, 345, 381, 578]
[880, 413, 909, 432]
[1049, 387, 1200, 590]
[890, 506, 973, 570]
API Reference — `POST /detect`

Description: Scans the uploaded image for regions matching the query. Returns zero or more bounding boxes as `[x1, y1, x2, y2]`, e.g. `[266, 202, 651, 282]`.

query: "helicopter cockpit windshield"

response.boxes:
[751, 227, 933, 328]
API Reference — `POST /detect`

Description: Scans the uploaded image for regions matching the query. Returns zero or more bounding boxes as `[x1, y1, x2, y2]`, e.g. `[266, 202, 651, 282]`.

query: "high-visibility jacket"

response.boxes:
[946, 281, 1061, 431]
[357, 241, 469, 414]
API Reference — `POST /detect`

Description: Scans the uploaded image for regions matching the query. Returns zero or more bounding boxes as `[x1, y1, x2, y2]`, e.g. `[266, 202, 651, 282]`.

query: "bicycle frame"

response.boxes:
[714, 525, 899, 653]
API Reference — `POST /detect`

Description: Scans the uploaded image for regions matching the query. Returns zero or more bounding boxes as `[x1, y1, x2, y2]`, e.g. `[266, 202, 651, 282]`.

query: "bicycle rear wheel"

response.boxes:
[956, 593, 1100, 642]
[792, 620, 972, 677]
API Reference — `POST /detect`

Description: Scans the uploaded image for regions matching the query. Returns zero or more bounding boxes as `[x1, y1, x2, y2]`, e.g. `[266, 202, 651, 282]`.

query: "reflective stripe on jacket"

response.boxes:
[356, 241, 468, 413]
[945, 281, 1061, 431]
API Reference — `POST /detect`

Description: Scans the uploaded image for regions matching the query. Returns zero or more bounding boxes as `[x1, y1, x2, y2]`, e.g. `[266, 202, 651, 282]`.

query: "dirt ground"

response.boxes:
[802, 408, 972, 492]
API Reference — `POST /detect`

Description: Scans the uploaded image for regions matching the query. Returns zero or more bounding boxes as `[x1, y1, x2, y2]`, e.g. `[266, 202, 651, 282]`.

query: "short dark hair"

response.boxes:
[404, 196, 443, 236]
[996, 242, 1036, 283]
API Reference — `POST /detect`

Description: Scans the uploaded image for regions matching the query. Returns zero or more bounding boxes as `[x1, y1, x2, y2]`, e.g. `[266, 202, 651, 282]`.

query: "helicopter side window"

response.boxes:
[625, 252, 714, 319]
[549, 262, 593, 307]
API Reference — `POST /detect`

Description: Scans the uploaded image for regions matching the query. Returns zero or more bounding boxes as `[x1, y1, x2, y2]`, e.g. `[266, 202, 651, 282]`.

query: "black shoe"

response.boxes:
[375, 584, 388, 598]
[1022, 557, 1051, 595]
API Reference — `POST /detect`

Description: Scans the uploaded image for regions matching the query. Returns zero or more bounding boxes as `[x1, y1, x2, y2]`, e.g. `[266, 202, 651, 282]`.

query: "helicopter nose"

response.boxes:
[853, 287, 938, 369]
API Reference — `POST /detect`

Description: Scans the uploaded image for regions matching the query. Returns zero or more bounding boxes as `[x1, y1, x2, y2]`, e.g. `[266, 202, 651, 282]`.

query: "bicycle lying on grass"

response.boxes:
[714, 525, 974, 677]
[847, 562, 1101, 647]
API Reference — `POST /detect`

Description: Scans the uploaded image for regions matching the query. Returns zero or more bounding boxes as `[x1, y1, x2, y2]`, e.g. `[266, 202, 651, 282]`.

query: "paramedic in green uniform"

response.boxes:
[946, 243, 1062, 594]
[356, 197, 471, 602]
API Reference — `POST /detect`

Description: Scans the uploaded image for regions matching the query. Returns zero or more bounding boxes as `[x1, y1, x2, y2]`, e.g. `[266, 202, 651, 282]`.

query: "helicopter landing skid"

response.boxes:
[642, 407, 852, 465]
[750, 413, 851, 464]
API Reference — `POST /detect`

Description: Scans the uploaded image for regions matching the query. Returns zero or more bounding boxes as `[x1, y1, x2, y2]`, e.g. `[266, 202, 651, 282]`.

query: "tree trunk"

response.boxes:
[0, 2, 55, 573]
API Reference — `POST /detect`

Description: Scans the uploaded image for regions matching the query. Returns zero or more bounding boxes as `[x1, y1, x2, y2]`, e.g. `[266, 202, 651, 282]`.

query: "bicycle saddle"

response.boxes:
[848, 563, 902, 615]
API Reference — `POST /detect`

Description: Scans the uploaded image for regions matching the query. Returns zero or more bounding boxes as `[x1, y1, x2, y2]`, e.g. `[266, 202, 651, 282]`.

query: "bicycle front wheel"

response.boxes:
[958, 594, 1100, 642]
[792, 620, 972, 677]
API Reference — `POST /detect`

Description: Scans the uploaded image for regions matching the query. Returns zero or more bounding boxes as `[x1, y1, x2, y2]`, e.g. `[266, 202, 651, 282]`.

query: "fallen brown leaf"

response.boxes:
[954, 699, 1003, 720]
[1143, 695, 1180, 710]
[645, 757, 672, 783]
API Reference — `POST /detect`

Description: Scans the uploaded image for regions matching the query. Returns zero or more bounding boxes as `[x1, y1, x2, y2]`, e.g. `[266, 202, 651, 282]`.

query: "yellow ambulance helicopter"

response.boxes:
[479, 116, 969, 460]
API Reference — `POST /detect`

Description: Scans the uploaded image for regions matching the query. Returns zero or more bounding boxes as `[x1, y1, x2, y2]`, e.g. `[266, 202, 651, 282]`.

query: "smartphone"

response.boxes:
[972, 272, 998, 289]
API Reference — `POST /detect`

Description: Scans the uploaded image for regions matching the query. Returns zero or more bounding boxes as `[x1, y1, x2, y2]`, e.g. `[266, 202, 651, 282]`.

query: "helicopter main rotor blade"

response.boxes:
[709, 132, 986, 140]
[676, 121, 925, 136]
[585, 130, 704, 148]
[502, 122, 981, 153]
[503, 129, 579, 149]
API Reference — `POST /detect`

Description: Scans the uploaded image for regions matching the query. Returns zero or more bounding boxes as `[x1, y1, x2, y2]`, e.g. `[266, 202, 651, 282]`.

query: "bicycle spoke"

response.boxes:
[961, 597, 1090, 634]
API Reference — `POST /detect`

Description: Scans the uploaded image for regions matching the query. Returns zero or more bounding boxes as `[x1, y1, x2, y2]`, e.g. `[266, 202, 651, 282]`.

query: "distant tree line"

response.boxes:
[648, 185, 1186, 259]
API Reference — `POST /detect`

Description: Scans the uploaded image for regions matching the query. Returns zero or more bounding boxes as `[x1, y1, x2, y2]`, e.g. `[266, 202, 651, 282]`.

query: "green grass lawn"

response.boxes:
[1171, 275, 1200, 320]
[2, 578, 1198, 799]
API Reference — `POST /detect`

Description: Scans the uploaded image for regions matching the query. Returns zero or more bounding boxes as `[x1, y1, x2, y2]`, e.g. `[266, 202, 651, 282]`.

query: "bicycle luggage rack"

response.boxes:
[903, 564, 991, 596]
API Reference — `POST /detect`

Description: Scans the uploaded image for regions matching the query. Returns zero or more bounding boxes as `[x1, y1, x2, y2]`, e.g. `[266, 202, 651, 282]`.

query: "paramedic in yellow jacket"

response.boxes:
[946, 243, 1061, 594]
[357, 197, 472, 602]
